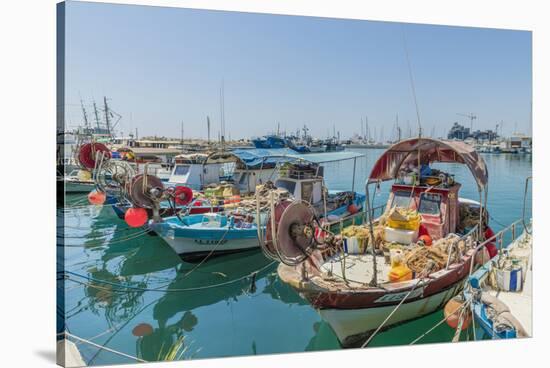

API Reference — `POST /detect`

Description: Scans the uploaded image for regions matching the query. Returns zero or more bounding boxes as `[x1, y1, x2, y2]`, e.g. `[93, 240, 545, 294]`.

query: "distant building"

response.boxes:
[447, 122, 470, 140]
[447, 122, 498, 142]
[471, 129, 498, 142]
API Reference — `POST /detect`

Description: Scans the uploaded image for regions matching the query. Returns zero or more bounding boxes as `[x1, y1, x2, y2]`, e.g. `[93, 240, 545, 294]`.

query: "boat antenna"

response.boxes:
[402, 26, 422, 137]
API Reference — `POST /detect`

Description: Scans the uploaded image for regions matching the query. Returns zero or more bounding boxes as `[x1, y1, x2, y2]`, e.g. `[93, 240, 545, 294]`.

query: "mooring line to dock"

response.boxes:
[58, 226, 151, 241]
[62, 331, 147, 363]
[58, 228, 154, 247]
[60, 261, 276, 293]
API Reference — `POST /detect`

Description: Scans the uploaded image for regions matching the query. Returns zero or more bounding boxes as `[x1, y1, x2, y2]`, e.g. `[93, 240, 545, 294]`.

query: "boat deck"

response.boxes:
[320, 254, 391, 286]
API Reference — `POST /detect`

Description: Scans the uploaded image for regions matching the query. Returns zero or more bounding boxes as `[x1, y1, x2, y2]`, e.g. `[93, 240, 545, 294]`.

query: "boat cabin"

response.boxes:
[168, 155, 230, 190]
[387, 183, 461, 241]
[369, 137, 489, 241]
[274, 162, 325, 204]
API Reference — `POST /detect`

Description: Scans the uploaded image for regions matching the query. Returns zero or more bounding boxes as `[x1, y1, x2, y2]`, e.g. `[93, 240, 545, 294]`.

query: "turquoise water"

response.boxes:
[58, 149, 532, 365]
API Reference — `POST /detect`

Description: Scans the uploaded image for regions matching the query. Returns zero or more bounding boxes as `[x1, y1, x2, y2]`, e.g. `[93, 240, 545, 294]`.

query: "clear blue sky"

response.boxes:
[64, 1, 532, 140]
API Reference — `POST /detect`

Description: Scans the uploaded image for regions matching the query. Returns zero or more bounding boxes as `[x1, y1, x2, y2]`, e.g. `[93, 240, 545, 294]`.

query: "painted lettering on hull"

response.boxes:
[374, 287, 424, 303]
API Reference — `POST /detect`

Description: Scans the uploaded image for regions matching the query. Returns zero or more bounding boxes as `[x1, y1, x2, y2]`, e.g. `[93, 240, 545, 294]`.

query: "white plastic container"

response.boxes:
[384, 226, 418, 245]
[343, 237, 362, 254]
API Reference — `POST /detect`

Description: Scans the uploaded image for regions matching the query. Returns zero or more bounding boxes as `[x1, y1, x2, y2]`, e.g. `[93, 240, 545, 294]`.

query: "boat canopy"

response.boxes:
[204, 148, 365, 170]
[368, 138, 488, 190]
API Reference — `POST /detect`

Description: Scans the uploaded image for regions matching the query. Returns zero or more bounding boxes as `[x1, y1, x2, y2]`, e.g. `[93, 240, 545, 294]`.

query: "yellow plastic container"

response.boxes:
[387, 214, 420, 231]
[388, 249, 413, 282]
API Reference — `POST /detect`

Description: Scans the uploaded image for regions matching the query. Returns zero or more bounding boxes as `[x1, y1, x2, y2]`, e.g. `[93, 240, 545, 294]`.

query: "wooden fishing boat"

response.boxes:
[151, 156, 366, 261]
[260, 138, 493, 347]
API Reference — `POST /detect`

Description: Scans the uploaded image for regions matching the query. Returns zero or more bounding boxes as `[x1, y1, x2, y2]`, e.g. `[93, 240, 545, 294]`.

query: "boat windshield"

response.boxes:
[174, 165, 190, 176]
[392, 190, 414, 208]
[275, 179, 296, 195]
[418, 192, 442, 215]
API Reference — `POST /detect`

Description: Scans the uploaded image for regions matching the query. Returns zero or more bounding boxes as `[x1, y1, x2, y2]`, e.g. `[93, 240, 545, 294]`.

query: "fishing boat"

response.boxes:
[260, 137, 494, 347]
[112, 149, 295, 220]
[149, 151, 366, 261]
[63, 169, 96, 193]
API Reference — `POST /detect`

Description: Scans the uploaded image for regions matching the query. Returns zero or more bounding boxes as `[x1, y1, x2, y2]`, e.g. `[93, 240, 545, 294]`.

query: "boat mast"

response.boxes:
[207, 116, 211, 144]
[92, 100, 101, 131]
[80, 98, 90, 133]
[180, 121, 184, 153]
[219, 80, 226, 150]
[103, 96, 111, 136]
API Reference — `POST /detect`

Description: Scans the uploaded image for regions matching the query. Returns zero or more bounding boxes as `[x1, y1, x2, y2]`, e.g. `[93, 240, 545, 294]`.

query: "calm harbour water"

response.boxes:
[58, 149, 532, 365]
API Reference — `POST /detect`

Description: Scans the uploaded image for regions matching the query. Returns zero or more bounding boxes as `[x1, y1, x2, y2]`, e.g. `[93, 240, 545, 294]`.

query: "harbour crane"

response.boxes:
[457, 112, 477, 132]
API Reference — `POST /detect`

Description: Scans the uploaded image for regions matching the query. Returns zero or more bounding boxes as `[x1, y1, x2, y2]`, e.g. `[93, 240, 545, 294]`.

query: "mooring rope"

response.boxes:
[60, 261, 275, 293]
[362, 262, 435, 348]
[409, 298, 471, 345]
[59, 227, 153, 247]
[62, 331, 147, 363]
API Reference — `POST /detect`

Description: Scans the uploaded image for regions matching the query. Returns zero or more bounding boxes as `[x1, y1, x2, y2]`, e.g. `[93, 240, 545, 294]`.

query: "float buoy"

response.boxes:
[88, 190, 106, 205]
[444, 297, 471, 330]
[347, 204, 359, 214]
[125, 207, 148, 228]
[418, 234, 432, 246]
[132, 323, 153, 337]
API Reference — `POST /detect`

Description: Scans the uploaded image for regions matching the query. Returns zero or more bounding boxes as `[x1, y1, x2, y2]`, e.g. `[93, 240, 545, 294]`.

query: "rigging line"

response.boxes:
[401, 25, 422, 136]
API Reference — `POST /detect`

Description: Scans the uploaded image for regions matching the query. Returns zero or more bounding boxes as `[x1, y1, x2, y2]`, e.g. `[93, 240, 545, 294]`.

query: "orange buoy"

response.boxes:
[347, 204, 359, 214]
[444, 297, 471, 330]
[418, 234, 432, 246]
[132, 323, 153, 337]
[125, 207, 148, 228]
[88, 190, 106, 205]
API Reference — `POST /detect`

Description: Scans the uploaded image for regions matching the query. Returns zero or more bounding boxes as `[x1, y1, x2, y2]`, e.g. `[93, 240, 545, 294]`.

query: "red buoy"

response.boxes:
[418, 234, 433, 246]
[132, 323, 153, 337]
[125, 207, 148, 228]
[88, 190, 106, 205]
[444, 297, 471, 330]
[347, 204, 359, 214]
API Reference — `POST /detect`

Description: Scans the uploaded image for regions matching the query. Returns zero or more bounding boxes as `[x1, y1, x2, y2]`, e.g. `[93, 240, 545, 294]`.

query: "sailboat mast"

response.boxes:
[207, 116, 211, 144]
[103, 96, 111, 135]
[180, 121, 184, 153]
[92, 101, 101, 130]
[80, 98, 90, 132]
